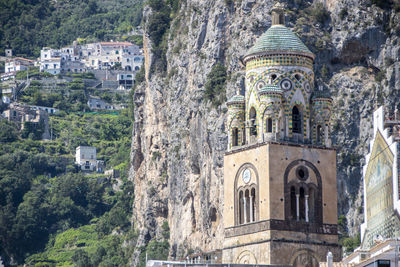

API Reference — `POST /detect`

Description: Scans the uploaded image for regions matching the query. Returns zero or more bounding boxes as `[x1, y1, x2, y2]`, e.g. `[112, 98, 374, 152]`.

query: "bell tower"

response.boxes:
[223, 9, 340, 267]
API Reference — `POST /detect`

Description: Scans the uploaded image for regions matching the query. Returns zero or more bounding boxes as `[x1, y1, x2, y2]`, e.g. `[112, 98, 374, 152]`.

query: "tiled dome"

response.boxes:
[227, 94, 245, 105]
[246, 25, 313, 57]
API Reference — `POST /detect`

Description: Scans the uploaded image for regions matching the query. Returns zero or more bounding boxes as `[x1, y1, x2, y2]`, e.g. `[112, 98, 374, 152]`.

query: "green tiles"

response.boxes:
[246, 25, 312, 56]
[227, 94, 245, 105]
[259, 85, 283, 94]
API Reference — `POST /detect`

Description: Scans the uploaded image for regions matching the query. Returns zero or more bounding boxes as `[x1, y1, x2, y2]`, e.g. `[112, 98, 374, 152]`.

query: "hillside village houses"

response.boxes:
[5, 57, 34, 73]
[1, 57, 35, 80]
[40, 41, 144, 74]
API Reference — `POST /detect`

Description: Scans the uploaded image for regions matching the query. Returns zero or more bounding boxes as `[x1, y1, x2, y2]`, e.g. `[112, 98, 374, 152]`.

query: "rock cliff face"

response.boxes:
[129, 0, 400, 264]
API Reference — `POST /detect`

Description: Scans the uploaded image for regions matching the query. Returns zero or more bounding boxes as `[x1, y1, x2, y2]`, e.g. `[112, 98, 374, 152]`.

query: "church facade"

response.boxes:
[222, 10, 341, 267]
[360, 106, 400, 250]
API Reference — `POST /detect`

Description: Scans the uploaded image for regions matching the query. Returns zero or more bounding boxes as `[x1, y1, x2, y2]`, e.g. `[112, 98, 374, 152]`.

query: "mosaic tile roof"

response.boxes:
[259, 85, 283, 94]
[227, 94, 245, 104]
[246, 25, 312, 56]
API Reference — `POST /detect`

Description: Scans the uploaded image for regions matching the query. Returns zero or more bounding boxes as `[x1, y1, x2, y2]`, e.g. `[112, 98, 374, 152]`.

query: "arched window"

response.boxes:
[251, 188, 256, 222]
[249, 108, 257, 136]
[245, 189, 250, 223]
[309, 187, 316, 222]
[232, 128, 239, 146]
[239, 190, 244, 224]
[292, 106, 302, 134]
[290, 186, 297, 220]
[299, 187, 305, 221]
[316, 125, 323, 144]
[266, 118, 273, 133]
[238, 187, 257, 225]
[284, 160, 323, 225]
[235, 164, 259, 225]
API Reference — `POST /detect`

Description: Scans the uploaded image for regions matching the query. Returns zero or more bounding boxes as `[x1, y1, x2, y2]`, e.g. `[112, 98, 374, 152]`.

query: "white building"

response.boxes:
[39, 41, 143, 75]
[28, 105, 59, 114]
[340, 239, 399, 267]
[75, 146, 104, 172]
[84, 42, 144, 70]
[40, 48, 62, 74]
[328, 106, 400, 267]
[62, 60, 86, 73]
[87, 96, 114, 110]
[40, 47, 85, 74]
[4, 57, 34, 73]
[117, 73, 134, 89]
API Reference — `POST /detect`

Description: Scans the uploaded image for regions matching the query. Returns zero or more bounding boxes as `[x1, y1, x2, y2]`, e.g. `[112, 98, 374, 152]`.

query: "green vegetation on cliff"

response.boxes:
[0, 107, 134, 265]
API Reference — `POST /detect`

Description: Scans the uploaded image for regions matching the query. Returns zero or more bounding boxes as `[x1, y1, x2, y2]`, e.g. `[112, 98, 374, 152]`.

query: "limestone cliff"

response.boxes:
[129, 0, 400, 264]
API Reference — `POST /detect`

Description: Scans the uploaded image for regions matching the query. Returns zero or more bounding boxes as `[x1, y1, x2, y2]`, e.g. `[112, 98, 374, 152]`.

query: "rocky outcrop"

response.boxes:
[129, 0, 400, 263]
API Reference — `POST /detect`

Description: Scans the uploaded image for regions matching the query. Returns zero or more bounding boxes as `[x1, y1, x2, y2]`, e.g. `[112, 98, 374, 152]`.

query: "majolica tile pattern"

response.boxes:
[227, 24, 332, 150]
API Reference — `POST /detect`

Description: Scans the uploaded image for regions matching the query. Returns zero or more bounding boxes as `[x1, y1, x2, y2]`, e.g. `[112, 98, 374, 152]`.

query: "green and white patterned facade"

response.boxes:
[227, 21, 332, 150]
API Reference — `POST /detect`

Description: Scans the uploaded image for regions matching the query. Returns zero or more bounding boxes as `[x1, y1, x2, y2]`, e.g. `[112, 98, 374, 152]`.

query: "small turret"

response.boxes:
[311, 85, 332, 147]
[227, 90, 245, 150]
[271, 5, 285, 26]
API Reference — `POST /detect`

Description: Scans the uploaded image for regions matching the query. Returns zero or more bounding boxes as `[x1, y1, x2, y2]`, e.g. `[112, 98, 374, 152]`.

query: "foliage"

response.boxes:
[338, 215, 361, 254]
[204, 63, 227, 107]
[134, 64, 146, 87]
[26, 223, 137, 266]
[21, 120, 45, 140]
[341, 234, 361, 254]
[320, 64, 328, 81]
[137, 221, 170, 266]
[146, 0, 180, 73]
[66, 72, 96, 79]
[0, 0, 143, 57]
[124, 35, 143, 47]
[370, 0, 395, 9]
[48, 110, 132, 166]
[0, 120, 18, 142]
[19, 81, 88, 112]
[339, 8, 348, 20]
[375, 70, 385, 82]
[73, 249, 91, 267]
[0, 151, 69, 262]
[0, 105, 133, 265]
[16, 67, 54, 80]
[307, 3, 330, 24]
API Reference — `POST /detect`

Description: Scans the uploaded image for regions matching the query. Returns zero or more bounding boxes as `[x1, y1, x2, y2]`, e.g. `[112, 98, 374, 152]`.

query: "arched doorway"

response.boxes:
[291, 250, 320, 267]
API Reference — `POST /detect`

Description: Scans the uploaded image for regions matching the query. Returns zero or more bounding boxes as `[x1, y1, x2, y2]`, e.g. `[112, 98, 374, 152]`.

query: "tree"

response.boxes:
[204, 63, 227, 107]
[72, 249, 91, 267]
[0, 120, 18, 142]
[21, 120, 45, 140]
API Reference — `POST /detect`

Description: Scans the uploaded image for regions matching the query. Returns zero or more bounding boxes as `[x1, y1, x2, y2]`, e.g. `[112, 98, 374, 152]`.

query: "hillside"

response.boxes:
[0, 64, 138, 265]
[0, 106, 135, 265]
[0, 0, 143, 57]
[130, 0, 400, 264]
